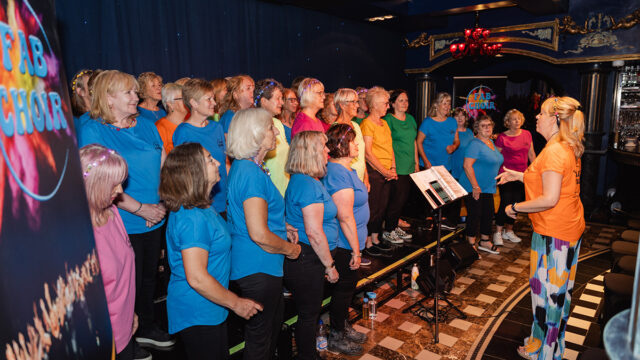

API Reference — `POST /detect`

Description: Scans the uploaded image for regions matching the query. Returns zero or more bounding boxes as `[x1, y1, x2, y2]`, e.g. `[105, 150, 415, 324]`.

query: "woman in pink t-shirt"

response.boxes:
[493, 109, 536, 246]
[291, 78, 327, 137]
[80, 144, 137, 360]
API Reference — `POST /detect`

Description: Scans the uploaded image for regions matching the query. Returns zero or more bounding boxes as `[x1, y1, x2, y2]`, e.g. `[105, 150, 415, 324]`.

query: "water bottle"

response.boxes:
[316, 319, 327, 351]
[362, 297, 370, 319]
[367, 292, 377, 320]
[411, 263, 420, 290]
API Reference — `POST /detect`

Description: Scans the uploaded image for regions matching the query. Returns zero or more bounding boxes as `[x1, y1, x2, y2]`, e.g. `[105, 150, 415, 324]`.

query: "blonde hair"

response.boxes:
[334, 88, 357, 116]
[70, 69, 92, 116]
[542, 96, 585, 158]
[90, 70, 139, 123]
[137, 72, 163, 100]
[503, 109, 525, 128]
[219, 75, 254, 114]
[161, 83, 182, 111]
[297, 78, 323, 108]
[182, 78, 213, 112]
[365, 86, 389, 110]
[227, 108, 274, 159]
[286, 131, 328, 178]
[428, 92, 451, 117]
[80, 144, 128, 227]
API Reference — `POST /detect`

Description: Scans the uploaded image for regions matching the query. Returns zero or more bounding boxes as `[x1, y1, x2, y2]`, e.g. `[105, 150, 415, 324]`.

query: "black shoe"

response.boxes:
[372, 241, 392, 251]
[134, 343, 152, 360]
[328, 329, 364, 356]
[136, 327, 175, 348]
[343, 320, 367, 344]
[364, 246, 392, 258]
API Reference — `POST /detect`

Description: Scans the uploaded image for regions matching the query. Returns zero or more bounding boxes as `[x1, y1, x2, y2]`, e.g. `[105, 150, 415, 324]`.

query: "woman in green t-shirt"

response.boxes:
[382, 89, 417, 243]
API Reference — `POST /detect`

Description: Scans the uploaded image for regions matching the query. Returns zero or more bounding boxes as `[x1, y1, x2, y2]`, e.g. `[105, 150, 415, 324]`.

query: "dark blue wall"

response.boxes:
[54, 0, 409, 91]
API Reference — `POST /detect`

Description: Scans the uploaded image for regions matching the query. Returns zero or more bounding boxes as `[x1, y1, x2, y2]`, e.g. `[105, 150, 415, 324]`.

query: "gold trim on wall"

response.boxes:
[405, 50, 640, 74]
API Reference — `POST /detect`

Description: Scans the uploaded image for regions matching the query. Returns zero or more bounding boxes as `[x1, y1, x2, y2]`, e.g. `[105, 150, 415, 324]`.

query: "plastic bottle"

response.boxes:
[316, 319, 327, 351]
[367, 292, 377, 320]
[411, 263, 420, 290]
[362, 297, 370, 319]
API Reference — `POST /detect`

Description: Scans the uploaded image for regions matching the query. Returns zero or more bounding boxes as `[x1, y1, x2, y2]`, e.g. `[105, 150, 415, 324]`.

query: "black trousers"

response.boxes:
[129, 226, 164, 333]
[328, 247, 360, 331]
[283, 242, 327, 360]
[384, 174, 412, 232]
[465, 193, 495, 238]
[115, 337, 133, 360]
[179, 323, 229, 360]
[367, 165, 391, 235]
[234, 273, 284, 360]
[495, 181, 524, 227]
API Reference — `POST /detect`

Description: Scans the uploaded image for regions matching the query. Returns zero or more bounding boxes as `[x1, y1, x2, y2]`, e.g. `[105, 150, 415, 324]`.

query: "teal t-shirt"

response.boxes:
[221, 109, 235, 134]
[173, 121, 228, 213]
[285, 174, 338, 250]
[418, 116, 457, 170]
[384, 113, 417, 175]
[459, 138, 504, 194]
[166, 206, 231, 333]
[227, 159, 287, 280]
[451, 128, 474, 179]
[79, 117, 165, 234]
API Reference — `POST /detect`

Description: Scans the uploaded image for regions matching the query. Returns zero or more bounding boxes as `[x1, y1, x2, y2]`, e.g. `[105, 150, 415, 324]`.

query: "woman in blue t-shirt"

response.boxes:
[226, 108, 301, 360]
[322, 124, 369, 356]
[137, 72, 167, 122]
[160, 143, 262, 360]
[417, 92, 460, 170]
[218, 75, 255, 134]
[77, 70, 172, 350]
[449, 108, 475, 225]
[172, 79, 229, 216]
[459, 115, 504, 255]
[284, 131, 340, 360]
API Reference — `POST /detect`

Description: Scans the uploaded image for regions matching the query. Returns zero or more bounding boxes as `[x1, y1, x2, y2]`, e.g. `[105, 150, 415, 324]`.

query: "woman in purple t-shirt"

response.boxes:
[493, 109, 536, 245]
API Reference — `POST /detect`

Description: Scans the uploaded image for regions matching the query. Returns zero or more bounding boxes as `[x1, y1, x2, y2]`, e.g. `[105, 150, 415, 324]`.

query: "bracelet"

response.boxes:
[512, 202, 519, 214]
[351, 253, 361, 258]
[325, 260, 336, 271]
[132, 202, 143, 214]
[473, 186, 480, 190]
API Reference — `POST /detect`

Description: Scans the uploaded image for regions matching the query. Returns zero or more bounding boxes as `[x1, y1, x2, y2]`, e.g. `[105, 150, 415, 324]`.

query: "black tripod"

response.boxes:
[403, 204, 466, 343]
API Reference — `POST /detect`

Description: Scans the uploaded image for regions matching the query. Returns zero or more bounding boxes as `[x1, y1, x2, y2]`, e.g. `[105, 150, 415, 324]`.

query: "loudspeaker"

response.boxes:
[447, 241, 479, 270]
[417, 256, 456, 294]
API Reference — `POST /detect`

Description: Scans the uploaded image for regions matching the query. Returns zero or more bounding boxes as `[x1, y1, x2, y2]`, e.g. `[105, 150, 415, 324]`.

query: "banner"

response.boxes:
[452, 76, 507, 122]
[0, 0, 113, 359]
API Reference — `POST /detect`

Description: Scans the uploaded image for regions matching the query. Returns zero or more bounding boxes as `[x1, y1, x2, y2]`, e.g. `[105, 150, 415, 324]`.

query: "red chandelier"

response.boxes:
[449, 13, 502, 59]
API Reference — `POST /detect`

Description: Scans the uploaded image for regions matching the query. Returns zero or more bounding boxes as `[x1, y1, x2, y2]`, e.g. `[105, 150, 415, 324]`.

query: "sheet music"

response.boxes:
[410, 166, 468, 209]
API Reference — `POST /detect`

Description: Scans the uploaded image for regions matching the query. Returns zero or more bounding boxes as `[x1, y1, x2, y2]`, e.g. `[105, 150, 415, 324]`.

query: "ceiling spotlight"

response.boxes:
[367, 14, 395, 22]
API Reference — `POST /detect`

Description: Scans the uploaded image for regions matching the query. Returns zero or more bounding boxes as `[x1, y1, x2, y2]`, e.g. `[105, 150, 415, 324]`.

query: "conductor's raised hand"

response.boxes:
[495, 166, 524, 185]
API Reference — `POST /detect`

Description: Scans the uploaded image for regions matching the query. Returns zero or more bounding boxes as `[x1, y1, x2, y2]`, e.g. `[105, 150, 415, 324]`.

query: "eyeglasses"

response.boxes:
[172, 97, 183, 101]
[343, 100, 358, 104]
[479, 124, 493, 128]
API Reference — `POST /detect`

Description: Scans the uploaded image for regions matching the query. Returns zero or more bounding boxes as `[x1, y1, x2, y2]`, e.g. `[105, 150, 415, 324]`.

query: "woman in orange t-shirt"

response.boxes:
[155, 83, 188, 154]
[497, 96, 585, 360]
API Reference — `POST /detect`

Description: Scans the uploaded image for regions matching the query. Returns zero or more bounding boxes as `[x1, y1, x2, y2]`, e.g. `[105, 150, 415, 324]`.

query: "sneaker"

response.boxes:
[394, 227, 413, 240]
[477, 240, 500, 255]
[327, 329, 364, 356]
[364, 246, 392, 258]
[283, 287, 292, 298]
[503, 230, 522, 243]
[134, 343, 152, 360]
[372, 241, 393, 252]
[382, 231, 404, 244]
[136, 327, 175, 348]
[343, 320, 367, 344]
[440, 221, 456, 231]
[493, 232, 504, 246]
[360, 257, 372, 266]
[398, 218, 411, 228]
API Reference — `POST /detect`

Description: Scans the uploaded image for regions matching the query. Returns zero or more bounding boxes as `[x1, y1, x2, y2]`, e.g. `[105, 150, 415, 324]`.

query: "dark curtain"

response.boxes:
[54, 0, 409, 91]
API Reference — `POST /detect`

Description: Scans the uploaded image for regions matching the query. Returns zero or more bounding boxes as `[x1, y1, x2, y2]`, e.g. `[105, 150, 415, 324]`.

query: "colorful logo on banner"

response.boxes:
[464, 85, 496, 120]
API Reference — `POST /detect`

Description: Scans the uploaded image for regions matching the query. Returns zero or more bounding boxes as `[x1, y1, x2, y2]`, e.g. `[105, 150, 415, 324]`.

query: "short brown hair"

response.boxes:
[160, 143, 211, 212]
[286, 131, 328, 178]
[326, 123, 355, 159]
[473, 114, 495, 135]
[182, 78, 214, 112]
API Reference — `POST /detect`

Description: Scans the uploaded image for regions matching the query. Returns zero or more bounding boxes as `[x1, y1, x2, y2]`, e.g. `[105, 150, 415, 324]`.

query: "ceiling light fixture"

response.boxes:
[367, 14, 395, 22]
[449, 11, 502, 59]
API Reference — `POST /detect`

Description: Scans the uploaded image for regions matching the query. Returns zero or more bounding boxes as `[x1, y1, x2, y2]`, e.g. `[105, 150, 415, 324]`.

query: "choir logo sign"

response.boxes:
[465, 85, 496, 110]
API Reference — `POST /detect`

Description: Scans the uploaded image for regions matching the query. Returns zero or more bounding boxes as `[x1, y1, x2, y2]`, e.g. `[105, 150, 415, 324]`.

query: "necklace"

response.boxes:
[102, 118, 135, 131]
[251, 157, 271, 176]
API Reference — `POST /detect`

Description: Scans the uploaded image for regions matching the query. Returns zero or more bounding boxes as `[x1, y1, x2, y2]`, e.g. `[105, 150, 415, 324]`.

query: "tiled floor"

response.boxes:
[321, 220, 619, 360]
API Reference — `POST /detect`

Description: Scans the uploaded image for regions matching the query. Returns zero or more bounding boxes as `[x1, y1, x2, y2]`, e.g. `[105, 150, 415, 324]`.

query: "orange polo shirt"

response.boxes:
[523, 141, 585, 244]
[155, 117, 178, 154]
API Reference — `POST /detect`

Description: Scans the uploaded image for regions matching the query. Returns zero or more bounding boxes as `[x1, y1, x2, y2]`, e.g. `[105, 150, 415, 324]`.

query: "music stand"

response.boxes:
[405, 166, 468, 343]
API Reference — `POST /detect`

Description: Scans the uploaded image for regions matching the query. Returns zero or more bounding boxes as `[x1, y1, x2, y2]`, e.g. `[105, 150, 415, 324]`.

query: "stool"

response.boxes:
[601, 273, 634, 326]
[612, 255, 636, 275]
[611, 240, 638, 257]
[620, 229, 639, 243]
[628, 218, 640, 230]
